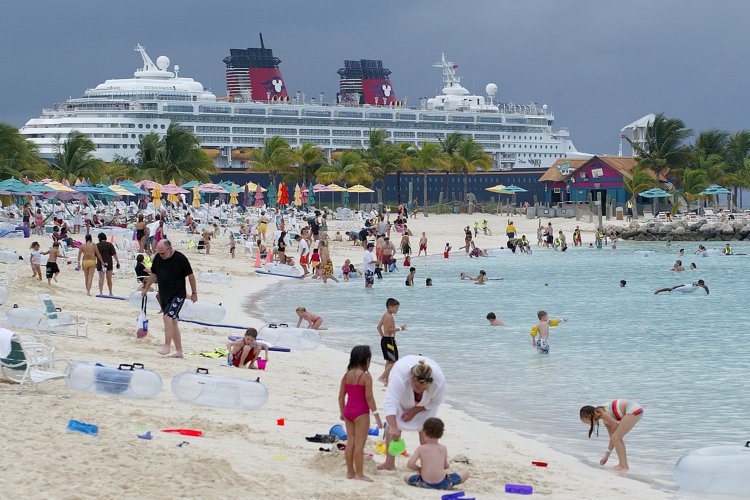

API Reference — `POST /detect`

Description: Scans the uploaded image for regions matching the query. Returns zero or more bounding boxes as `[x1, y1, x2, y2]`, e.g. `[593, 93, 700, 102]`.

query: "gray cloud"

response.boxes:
[1, 0, 747, 154]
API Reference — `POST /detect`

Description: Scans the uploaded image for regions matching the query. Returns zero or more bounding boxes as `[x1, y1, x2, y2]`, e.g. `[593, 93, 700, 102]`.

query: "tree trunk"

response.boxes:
[423, 173, 428, 211]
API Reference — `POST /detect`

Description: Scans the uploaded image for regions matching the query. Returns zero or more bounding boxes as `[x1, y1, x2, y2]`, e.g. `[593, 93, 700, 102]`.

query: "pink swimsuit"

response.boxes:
[343, 371, 370, 421]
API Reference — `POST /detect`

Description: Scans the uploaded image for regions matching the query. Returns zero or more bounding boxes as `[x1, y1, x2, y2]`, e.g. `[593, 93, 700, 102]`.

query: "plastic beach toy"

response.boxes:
[368, 427, 379, 436]
[161, 429, 203, 437]
[68, 362, 163, 399]
[171, 368, 269, 410]
[674, 441, 750, 494]
[257, 359, 267, 370]
[67, 419, 98, 436]
[388, 438, 406, 457]
[329, 424, 347, 441]
[258, 323, 321, 350]
[505, 483, 533, 495]
[531, 461, 548, 467]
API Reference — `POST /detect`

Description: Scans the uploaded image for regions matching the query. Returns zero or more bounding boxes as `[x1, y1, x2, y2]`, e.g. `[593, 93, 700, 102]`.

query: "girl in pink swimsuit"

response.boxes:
[338, 345, 382, 482]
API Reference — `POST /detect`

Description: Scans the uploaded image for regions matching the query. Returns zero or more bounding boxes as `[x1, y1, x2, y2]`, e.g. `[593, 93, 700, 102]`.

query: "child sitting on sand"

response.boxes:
[338, 345, 382, 482]
[404, 417, 469, 490]
[296, 306, 324, 329]
[227, 327, 268, 369]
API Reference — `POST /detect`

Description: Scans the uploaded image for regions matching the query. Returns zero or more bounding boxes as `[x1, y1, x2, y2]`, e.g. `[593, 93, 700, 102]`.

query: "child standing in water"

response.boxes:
[579, 400, 644, 471]
[338, 345, 382, 481]
[530, 310, 565, 354]
[295, 306, 324, 330]
[443, 243, 452, 259]
[418, 232, 428, 256]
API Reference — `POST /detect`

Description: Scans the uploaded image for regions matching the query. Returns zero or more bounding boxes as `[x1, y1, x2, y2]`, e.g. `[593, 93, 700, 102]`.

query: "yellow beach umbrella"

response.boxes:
[44, 181, 76, 193]
[246, 182, 266, 193]
[192, 185, 201, 208]
[293, 184, 302, 207]
[151, 184, 162, 208]
[485, 184, 507, 194]
[109, 184, 134, 196]
[167, 193, 179, 204]
[229, 191, 238, 205]
[347, 184, 375, 206]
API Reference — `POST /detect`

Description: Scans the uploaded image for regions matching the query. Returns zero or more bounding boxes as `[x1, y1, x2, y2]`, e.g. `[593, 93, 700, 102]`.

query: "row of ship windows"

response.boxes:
[164, 114, 548, 134]
[166, 105, 546, 125]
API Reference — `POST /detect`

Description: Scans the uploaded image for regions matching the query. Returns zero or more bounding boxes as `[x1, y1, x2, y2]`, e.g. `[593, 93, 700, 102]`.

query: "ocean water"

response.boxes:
[253, 241, 750, 490]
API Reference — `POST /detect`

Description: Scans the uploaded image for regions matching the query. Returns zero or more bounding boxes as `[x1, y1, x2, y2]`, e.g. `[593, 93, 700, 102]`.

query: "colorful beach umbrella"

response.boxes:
[192, 185, 202, 208]
[151, 184, 162, 208]
[278, 183, 290, 206]
[243, 183, 250, 207]
[135, 179, 159, 190]
[485, 184, 507, 194]
[181, 180, 201, 189]
[229, 191, 239, 205]
[266, 183, 277, 207]
[109, 184, 135, 197]
[160, 183, 190, 195]
[117, 180, 148, 195]
[246, 182, 266, 193]
[325, 183, 346, 209]
[307, 182, 315, 207]
[347, 184, 374, 207]
[294, 184, 302, 207]
[254, 183, 264, 208]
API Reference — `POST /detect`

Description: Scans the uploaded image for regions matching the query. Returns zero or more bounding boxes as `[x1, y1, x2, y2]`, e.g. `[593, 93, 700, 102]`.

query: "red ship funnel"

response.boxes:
[361, 78, 396, 105]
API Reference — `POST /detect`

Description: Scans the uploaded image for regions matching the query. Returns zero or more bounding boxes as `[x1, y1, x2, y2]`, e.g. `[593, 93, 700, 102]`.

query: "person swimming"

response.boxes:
[654, 279, 709, 295]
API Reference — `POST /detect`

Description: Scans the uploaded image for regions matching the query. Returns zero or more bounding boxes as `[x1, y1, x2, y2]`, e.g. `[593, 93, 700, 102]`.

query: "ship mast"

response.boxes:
[134, 44, 156, 71]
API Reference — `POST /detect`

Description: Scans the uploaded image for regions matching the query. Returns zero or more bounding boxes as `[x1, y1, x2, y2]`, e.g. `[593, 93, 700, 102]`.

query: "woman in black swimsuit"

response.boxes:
[135, 214, 147, 253]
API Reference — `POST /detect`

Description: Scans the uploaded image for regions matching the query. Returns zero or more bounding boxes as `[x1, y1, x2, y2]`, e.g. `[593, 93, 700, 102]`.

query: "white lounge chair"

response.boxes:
[39, 294, 89, 338]
[0, 333, 69, 394]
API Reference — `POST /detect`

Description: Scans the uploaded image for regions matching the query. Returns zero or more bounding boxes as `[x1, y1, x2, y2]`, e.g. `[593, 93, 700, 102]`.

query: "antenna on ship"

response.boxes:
[259, 33, 265, 49]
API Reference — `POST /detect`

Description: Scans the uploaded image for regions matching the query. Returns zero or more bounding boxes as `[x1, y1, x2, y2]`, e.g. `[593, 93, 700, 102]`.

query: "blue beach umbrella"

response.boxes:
[266, 183, 277, 207]
[307, 182, 315, 207]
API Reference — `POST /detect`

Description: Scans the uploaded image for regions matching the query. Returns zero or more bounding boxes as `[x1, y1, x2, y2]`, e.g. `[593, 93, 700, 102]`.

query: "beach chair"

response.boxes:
[39, 294, 89, 338]
[703, 208, 719, 222]
[642, 210, 656, 221]
[0, 332, 70, 394]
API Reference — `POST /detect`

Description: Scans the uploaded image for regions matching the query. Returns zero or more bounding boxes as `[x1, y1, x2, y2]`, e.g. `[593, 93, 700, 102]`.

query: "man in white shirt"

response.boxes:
[294, 234, 310, 276]
[363, 242, 378, 289]
[146, 215, 161, 254]
[53, 202, 64, 222]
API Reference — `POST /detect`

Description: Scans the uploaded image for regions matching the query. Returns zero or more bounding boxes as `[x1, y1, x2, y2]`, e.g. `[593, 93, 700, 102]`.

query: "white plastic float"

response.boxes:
[127, 291, 226, 322]
[197, 271, 232, 284]
[5, 306, 76, 331]
[171, 368, 268, 409]
[68, 361, 162, 398]
[255, 263, 303, 278]
[258, 323, 321, 350]
[0, 250, 21, 264]
[674, 441, 750, 495]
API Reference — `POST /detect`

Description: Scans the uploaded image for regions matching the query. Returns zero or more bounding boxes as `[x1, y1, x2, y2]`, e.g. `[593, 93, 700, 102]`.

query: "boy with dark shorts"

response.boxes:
[377, 298, 406, 385]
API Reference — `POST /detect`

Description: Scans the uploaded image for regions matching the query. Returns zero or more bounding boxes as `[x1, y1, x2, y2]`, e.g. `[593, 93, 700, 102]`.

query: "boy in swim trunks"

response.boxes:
[418, 232, 428, 256]
[404, 418, 469, 490]
[530, 310, 564, 354]
[227, 327, 268, 369]
[42, 242, 61, 284]
[377, 298, 406, 385]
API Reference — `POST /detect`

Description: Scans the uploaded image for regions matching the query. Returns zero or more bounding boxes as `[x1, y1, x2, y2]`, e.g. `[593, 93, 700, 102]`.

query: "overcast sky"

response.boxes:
[1, 0, 747, 155]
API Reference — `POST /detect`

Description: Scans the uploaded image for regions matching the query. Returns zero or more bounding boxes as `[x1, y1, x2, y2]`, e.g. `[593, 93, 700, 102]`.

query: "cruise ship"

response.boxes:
[20, 38, 581, 173]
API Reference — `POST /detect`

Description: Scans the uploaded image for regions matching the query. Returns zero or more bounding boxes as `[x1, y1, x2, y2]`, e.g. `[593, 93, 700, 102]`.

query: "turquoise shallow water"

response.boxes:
[254, 241, 750, 489]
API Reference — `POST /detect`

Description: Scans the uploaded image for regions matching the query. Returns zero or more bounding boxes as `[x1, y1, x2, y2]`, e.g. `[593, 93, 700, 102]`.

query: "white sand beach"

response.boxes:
[0, 213, 668, 499]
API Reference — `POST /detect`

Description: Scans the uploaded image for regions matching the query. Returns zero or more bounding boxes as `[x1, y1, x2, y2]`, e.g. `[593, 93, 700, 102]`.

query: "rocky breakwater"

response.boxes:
[606, 219, 750, 241]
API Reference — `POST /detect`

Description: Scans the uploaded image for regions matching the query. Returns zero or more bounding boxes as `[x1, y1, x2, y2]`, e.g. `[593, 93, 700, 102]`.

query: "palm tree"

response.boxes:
[315, 150, 372, 185]
[677, 168, 709, 212]
[246, 135, 293, 187]
[693, 129, 729, 160]
[438, 132, 464, 198]
[722, 131, 750, 207]
[289, 142, 325, 186]
[0, 123, 49, 179]
[139, 125, 216, 183]
[622, 166, 657, 217]
[627, 113, 693, 181]
[358, 129, 393, 182]
[50, 131, 102, 182]
[407, 142, 448, 209]
[452, 137, 492, 201]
